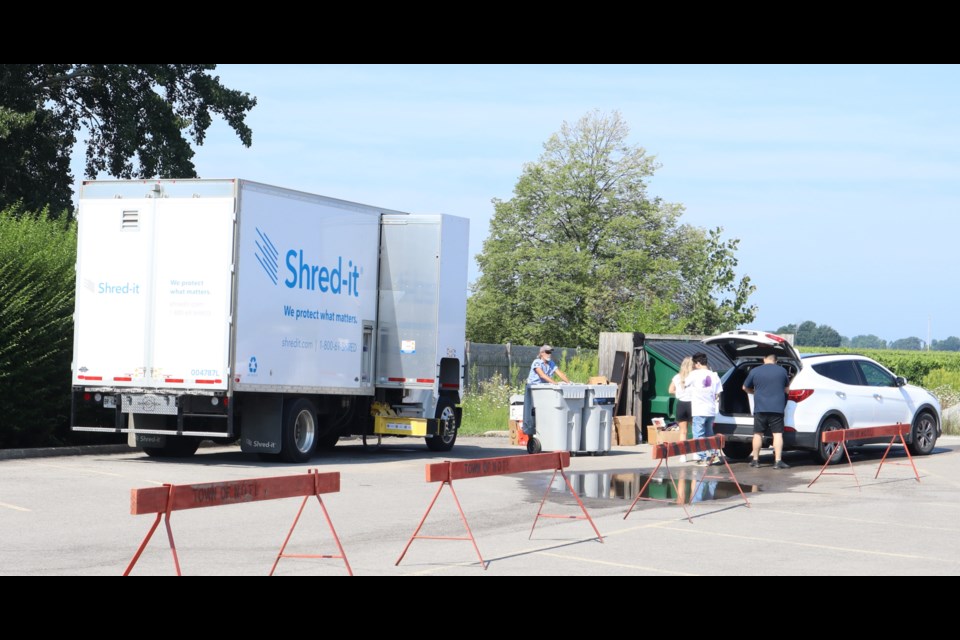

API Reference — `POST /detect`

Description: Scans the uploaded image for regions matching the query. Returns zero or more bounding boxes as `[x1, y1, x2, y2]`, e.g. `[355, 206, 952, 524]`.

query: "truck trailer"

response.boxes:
[71, 179, 469, 462]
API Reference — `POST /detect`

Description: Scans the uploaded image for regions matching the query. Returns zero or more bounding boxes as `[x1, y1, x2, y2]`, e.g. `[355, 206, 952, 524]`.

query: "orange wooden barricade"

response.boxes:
[624, 435, 750, 523]
[125, 469, 352, 576]
[396, 452, 602, 570]
[807, 423, 920, 489]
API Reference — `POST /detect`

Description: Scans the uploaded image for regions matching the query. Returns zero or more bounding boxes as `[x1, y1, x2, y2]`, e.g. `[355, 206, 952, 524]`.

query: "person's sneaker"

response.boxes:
[748, 459, 761, 469]
[709, 454, 723, 466]
[773, 460, 791, 470]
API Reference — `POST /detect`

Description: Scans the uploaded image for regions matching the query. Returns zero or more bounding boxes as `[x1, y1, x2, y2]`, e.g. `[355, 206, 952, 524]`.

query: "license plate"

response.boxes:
[103, 396, 117, 409]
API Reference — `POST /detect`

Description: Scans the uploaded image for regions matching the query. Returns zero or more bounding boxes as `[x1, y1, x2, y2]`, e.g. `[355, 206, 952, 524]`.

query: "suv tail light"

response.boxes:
[788, 389, 814, 403]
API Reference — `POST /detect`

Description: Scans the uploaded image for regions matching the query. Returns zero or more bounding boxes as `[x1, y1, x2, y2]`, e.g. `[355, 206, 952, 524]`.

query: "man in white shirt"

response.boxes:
[684, 352, 722, 465]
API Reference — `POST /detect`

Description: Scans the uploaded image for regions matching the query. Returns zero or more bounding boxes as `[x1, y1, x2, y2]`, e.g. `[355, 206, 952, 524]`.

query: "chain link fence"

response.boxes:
[464, 342, 597, 392]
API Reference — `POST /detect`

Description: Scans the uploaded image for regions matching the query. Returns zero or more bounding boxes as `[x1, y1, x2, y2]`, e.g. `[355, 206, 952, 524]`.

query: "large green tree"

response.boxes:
[0, 64, 256, 214]
[467, 111, 756, 347]
[0, 206, 76, 447]
[851, 334, 888, 350]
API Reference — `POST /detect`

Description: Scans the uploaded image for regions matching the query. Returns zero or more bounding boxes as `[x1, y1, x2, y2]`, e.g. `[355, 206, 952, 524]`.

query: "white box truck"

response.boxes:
[71, 179, 469, 462]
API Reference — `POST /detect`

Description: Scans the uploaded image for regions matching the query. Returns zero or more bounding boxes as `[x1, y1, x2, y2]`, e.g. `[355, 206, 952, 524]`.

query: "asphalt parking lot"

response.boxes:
[2, 436, 959, 576]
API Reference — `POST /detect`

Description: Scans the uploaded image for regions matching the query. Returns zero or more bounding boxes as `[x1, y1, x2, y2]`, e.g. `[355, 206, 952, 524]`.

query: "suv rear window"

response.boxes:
[812, 360, 860, 386]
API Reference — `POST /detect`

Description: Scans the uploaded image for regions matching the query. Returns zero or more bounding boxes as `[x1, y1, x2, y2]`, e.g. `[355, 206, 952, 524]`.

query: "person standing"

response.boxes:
[668, 357, 694, 438]
[743, 354, 791, 469]
[521, 345, 571, 435]
[685, 352, 722, 465]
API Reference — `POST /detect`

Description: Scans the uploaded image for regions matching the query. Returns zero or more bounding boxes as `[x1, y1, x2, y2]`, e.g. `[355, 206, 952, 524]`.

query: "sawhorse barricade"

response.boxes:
[396, 452, 602, 570]
[124, 469, 352, 576]
[807, 424, 921, 489]
[624, 435, 750, 523]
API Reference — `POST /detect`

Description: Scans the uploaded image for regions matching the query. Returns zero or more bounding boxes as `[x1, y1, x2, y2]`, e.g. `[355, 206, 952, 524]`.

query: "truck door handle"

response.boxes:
[836, 391, 846, 400]
[874, 394, 883, 401]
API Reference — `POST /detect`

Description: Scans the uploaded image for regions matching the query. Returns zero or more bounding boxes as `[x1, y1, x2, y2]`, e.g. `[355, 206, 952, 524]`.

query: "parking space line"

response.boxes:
[0, 501, 30, 512]
[31, 461, 124, 478]
[401, 519, 675, 575]
[764, 508, 960, 533]
[537, 552, 698, 575]
[657, 525, 957, 564]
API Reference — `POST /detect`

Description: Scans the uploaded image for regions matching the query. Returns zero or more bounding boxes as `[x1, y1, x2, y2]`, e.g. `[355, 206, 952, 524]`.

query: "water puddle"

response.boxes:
[525, 469, 760, 504]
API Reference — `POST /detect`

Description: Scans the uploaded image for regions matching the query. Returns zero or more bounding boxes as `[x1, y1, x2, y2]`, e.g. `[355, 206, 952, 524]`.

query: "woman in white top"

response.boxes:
[668, 357, 694, 437]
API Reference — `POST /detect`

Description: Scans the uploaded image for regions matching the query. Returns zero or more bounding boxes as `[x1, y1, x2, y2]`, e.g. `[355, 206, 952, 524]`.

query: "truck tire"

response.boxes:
[280, 398, 318, 463]
[143, 436, 201, 458]
[426, 397, 459, 452]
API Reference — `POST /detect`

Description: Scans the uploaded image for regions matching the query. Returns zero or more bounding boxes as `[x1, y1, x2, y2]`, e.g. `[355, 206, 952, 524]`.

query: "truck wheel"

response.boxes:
[143, 437, 201, 458]
[426, 397, 459, 452]
[280, 398, 317, 463]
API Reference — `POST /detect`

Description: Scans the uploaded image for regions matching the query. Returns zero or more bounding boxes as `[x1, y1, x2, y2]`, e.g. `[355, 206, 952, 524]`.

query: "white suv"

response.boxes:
[705, 330, 942, 464]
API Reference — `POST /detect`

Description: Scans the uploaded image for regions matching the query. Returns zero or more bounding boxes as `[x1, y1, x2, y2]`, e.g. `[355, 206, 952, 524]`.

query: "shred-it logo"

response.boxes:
[254, 227, 279, 285]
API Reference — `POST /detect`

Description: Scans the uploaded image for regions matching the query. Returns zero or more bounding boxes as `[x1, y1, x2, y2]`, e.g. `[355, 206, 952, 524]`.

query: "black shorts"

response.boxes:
[676, 400, 692, 423]
[754, 412, 784, 435]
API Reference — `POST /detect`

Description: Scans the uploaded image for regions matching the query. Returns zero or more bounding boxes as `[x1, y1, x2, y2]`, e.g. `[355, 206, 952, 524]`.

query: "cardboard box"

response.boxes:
[646, 425, 685, 447]
[614, 416, 637, 446]
[508, 420, 528, 446]
[588, 376, 609, 385]
[509, 394, 525, 421]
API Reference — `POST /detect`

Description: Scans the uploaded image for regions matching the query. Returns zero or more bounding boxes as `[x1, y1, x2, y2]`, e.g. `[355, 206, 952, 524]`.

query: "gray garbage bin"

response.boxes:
[582, 384, 617, 454]
[529, 384, 588, 452]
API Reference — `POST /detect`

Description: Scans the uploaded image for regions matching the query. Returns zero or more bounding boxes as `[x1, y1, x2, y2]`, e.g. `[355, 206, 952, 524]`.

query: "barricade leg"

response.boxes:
[807, 442, 860, 490]
[624, 459, 663, 519]
[270, 490, 354, 576]
[395, 480, 486, 570]
[123, 484, 181, 576]
[623, 458, 691, 523]
[529, 468, 603, 542]
[875, 433, 921, 483]
[689, 457, 751, 517]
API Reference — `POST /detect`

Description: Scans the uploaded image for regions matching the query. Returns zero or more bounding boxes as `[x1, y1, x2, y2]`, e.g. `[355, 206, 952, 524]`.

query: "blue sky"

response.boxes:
[125, 64, 959, 344]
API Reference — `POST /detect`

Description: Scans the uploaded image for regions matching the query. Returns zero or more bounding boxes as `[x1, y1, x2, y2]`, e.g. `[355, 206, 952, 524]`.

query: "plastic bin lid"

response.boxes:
[510, 394, 525, 405]
[587, 384, 617, 398]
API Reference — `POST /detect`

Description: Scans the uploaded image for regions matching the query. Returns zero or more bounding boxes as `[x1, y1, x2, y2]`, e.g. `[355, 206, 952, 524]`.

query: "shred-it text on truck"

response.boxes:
[71, 179, 469, 462]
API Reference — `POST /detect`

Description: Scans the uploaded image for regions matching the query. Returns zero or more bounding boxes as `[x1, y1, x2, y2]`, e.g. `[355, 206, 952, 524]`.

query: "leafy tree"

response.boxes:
[777, 320, 841, 347]
[0, 206, 76, 446]
[890, 336, 924, 351]
[467, 110, 755, 347]
[851, 334, 888, 350]
[0, 64, 256, 214]
[932, 336, 960, 351]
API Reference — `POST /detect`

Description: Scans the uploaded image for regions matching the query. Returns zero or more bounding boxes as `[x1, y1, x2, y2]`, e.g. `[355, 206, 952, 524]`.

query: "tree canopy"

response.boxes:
[0, 64, 256, 214]
[467, 110, 756, 347]
[890, 336, 924, 351]
[850, 334, 888, 350]
[932, 336, 960, 351]
[776, 321, 843, 347]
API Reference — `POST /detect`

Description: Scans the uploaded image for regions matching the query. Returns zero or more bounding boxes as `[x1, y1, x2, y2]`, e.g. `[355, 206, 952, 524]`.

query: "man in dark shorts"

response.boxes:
[743, 354, 791, 469]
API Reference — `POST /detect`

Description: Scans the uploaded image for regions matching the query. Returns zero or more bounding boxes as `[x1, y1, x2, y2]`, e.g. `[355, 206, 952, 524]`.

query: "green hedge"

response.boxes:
[0, 207, 76, 447]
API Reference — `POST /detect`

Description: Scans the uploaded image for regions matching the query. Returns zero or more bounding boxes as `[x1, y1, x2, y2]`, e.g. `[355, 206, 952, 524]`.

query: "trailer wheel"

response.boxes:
[279, 398, 317, 463]
[143, 437, 201, 458]
[426, 397, 459, 452]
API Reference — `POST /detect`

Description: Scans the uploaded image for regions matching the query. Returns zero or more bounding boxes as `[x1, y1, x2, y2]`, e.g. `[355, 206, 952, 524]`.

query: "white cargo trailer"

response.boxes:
[71, 179, 468, 461]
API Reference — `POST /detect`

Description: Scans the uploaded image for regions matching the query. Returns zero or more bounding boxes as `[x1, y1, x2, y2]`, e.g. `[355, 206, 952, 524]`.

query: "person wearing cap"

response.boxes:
[521, 345, 571, 435]
[527, 345, 571, 385]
